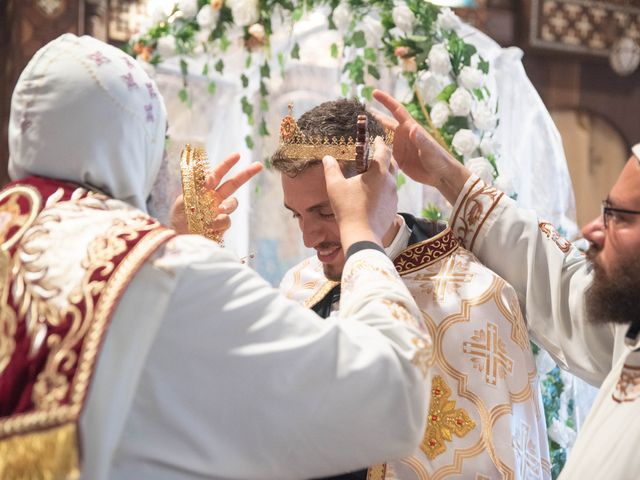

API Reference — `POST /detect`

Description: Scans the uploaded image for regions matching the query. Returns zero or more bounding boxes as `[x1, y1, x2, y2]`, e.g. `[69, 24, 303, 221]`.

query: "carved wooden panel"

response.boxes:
[529, 0, 640, 56]
[108, 0, 146, 42]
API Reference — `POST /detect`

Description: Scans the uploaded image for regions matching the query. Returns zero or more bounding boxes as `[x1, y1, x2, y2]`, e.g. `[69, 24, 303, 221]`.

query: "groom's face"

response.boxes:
[281, 164, 345, 281]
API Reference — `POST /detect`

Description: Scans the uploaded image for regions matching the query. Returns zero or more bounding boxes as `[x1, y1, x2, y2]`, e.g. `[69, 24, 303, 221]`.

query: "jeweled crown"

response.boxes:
[277, 103, 394, 162]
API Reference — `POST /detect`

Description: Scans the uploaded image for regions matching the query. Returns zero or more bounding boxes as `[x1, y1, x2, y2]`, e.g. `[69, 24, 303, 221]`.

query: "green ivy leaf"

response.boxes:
[245, 135, 255, 149]
[330, 43, 339, 58]
[220, 35, 231, 52]
[207, 81, 217, 95]
[260, 62, 270, 78]
[364, 47, 377, 62]
[291, 42, 300, 59]
[472, 88, 484, 101]
[436, 84, 457, 102]
[245, 54, 252, 68]
[352, 31, 366, 48]
[478, 58, 490, 74]
[260, 80, 268, 97]
[214, 59, 224, 73]
[292, 7, 303, 21]
[260, 97, 269, 112]
[179, 58, 188, 77]
[241, 74, 249, 88]
[341, 82, 349, 97]
[178, 88, 189, 103]
[241, 96, 254, 125]
[396, 172, 406, 189]
[367, 64, 381, 80]
[259, 119, 270, 136]
[361, 85, 374, 101]
[202, 63, 209, 76]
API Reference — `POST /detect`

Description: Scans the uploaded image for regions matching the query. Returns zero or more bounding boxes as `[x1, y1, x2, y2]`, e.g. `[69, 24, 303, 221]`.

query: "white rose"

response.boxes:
[392, 2, 415, 34]
[332, 3, 351, 32]
[473, 102, 497, 131]
[458, 66, 484, 90]
[493, 174, 516, 196]
[196, 4, 219, 28]
[362, 15, 384, 47]
[549, 418, 577, 450]
[149, 4, 168, 23]
[466, 156, 494, 184]
[178, 0, 198, 18]
[156, 35, 177, 58]
[417, 71, 448, 106]
[227, 0, 259, 26]
[479, 136, 496, 156]
[436, 7, 461, 31]
[430, 101, 451, 128]
[452, 129, 478, 158]
[427, 43, 452, 76]
[449, 88, 473, 116]
[195, 28, 211, 44]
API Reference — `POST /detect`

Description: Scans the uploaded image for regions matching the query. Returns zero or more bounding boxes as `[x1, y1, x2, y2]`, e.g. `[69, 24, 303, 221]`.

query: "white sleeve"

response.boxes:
[115, 235, 430, 479]
[449, 175, 624, 387]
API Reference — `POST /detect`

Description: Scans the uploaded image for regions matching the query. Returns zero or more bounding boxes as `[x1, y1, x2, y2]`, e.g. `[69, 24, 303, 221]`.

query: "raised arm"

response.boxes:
[372, 88, 622, 385]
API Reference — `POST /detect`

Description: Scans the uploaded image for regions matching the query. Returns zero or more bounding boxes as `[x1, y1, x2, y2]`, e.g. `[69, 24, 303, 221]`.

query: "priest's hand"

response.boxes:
[171, 153, 263, 235]
[323, 137, 397, 250]
[372, 89, 470, 205]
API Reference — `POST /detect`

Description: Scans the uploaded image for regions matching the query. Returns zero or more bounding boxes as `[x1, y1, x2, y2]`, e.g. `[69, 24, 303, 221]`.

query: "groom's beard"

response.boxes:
[586, 248, 640, 325]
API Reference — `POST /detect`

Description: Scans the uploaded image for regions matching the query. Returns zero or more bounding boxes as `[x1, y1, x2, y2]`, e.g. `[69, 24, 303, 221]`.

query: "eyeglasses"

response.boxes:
[601, 200, 640, 229]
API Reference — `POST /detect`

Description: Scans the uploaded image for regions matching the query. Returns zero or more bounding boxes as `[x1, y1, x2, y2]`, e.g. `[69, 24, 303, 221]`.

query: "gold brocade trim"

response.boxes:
[0, 185, 41, 249]
[366, 463, 386, 480]
[0, 423, 79, 480]
[421, 375, 476, 460]
[302, 280, 339, 309]
[394, 227, 459, 275]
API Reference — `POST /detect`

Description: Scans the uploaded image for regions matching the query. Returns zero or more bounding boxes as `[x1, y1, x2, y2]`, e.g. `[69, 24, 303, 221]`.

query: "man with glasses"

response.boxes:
[374, 88, 640, 479]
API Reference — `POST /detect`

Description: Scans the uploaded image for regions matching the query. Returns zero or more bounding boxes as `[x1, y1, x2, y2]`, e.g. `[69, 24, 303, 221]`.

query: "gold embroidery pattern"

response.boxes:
[539, 222, 571, 253]
[450, 179, 503, 251]
[421, 375, 476, 460]
[463, 321, 514, 386]
[494, 280, 529, 351]
[394, 228, 459, 275]
[612, 364, 640, 403]
[302, 280, 339, 309]
[412, 255, 474, 303]
[411, 336, 433, 378]
[0, 185, 175, 480]
[0, 186, 42, 374]
[366, 464, 386, 480]
[512, 421, 542, 479]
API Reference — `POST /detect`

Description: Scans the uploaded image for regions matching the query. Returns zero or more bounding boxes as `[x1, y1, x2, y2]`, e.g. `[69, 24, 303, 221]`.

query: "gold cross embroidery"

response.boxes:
[415, 256, 474, 302]
[421, 375, 475, 460]
[463, 321, 514, 385]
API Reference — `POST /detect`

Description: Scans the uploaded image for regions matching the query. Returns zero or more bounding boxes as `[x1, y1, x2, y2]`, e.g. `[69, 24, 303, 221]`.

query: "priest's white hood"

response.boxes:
[8, 34, 167, 212]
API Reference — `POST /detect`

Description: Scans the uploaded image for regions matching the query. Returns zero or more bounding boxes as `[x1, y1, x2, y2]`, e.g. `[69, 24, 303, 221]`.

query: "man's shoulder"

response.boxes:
[280, 255, 331, 303]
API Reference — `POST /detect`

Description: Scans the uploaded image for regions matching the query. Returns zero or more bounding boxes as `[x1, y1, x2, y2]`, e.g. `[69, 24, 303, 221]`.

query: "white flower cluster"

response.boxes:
[412, 7, 503, 186]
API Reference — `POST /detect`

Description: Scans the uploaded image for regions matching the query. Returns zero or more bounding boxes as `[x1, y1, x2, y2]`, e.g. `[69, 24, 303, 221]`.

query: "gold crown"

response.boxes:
[277, 103, 394, 163]
[179, 144, 223, 245]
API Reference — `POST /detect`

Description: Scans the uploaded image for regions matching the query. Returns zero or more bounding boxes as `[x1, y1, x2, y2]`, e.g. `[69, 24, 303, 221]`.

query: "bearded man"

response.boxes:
[373, 88, 640, 479]
[271, 99, 550, 480]
[0, 35, 435, 480]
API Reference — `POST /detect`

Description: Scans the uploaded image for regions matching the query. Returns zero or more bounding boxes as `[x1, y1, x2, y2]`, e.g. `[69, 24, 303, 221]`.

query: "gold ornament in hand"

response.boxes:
[179, 144, 223, 245]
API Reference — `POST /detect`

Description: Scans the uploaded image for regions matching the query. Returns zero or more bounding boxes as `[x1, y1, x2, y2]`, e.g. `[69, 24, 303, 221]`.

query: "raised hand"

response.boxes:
[171, 153, 263, 235]
[373, 89, 470, 204]
[323, 137, 397, 249]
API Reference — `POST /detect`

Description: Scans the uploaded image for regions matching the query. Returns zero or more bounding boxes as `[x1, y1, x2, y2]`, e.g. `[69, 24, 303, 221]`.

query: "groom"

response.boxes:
[272, 98, 551, 480]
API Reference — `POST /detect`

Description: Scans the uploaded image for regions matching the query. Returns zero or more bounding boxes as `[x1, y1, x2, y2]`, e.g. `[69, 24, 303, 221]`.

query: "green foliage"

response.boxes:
[421, 203, 442, 221]
[396, 172, 406, 190]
